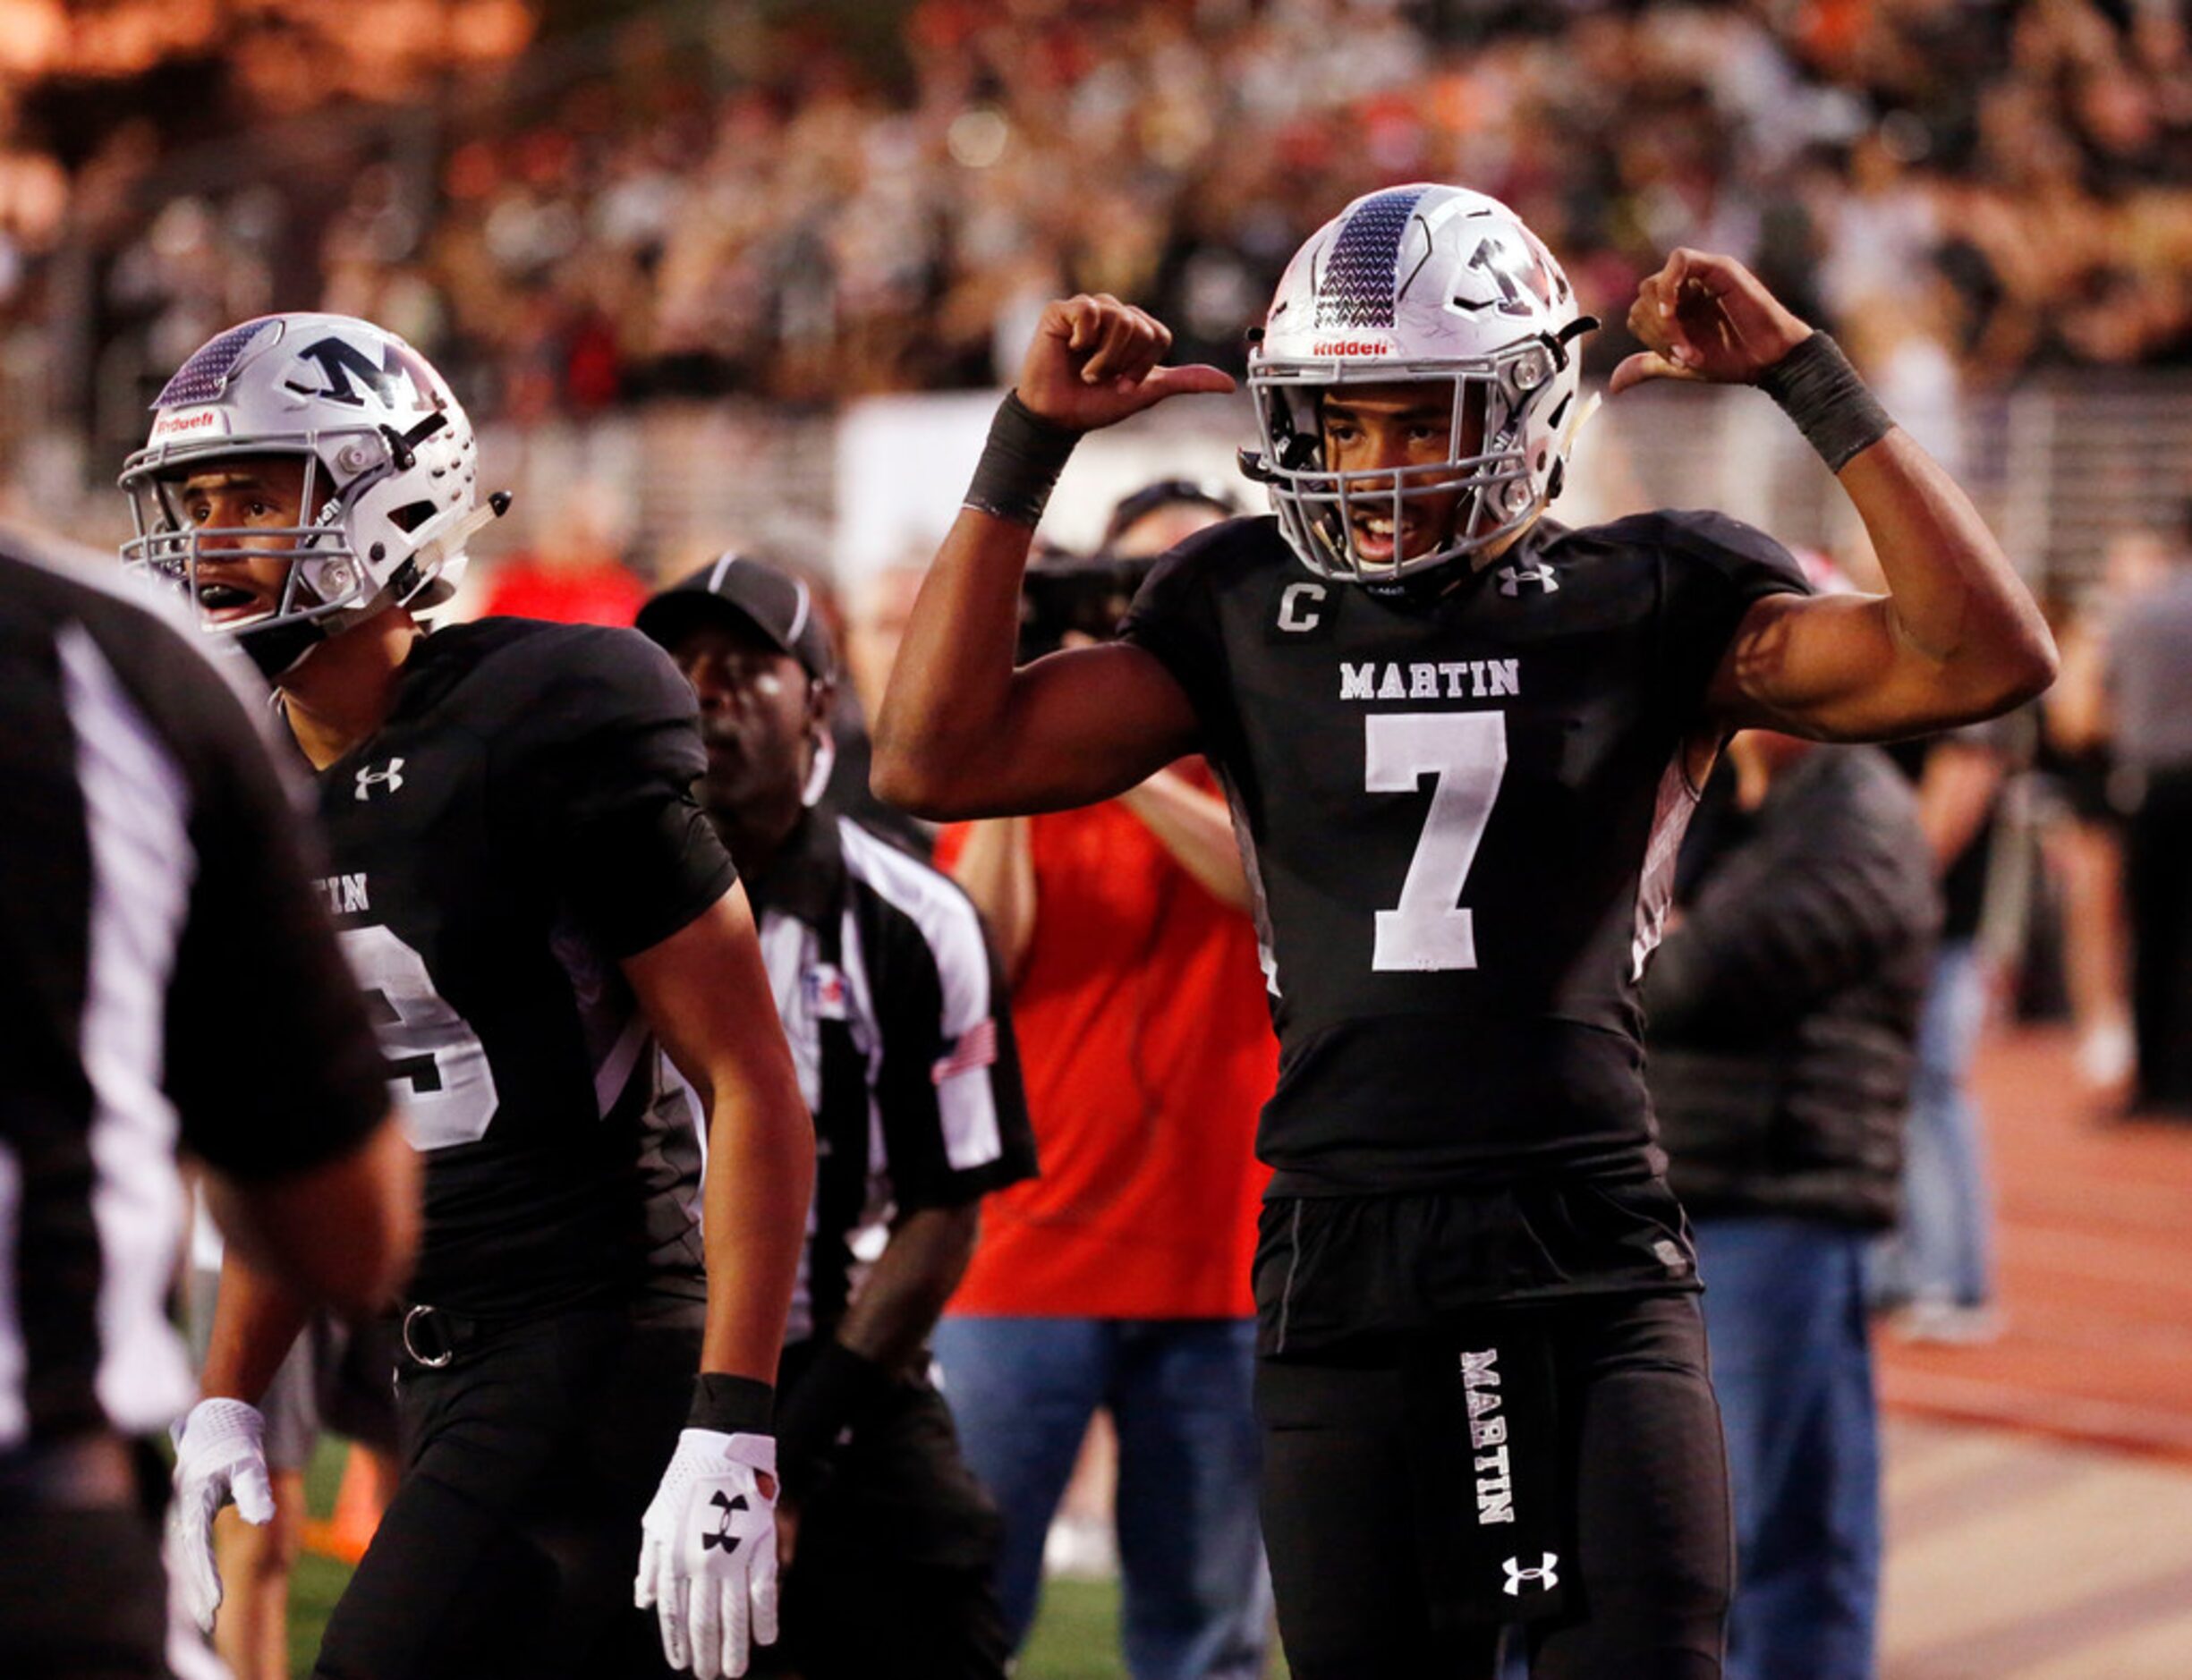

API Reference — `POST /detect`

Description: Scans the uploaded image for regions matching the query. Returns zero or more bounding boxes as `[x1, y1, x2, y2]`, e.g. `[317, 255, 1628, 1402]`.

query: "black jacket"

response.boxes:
[1645, 746, 1939, 1229]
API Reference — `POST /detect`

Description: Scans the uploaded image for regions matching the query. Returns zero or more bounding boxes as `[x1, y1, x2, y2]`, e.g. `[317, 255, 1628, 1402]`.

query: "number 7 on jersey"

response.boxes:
[1367, 711, 1508, 972]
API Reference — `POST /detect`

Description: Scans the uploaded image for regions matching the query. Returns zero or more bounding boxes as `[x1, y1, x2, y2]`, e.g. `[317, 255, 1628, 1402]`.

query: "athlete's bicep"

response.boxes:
[1705, 590, 2010, 742]
[959, 641, 1202, 817]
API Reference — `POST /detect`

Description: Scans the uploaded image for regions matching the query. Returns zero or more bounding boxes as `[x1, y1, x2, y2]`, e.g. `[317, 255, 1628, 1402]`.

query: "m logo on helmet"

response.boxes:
[289, 336, 440, 412]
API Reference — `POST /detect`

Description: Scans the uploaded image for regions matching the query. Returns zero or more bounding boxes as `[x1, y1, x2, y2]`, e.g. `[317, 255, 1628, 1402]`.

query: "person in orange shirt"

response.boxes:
[934, 483, 1277, 1680]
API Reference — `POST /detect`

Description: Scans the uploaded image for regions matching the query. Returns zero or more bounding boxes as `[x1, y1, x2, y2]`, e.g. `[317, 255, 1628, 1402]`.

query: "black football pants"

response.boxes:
[1258, 1292, 1731, 1680]
[312, 1304, 697, 1680]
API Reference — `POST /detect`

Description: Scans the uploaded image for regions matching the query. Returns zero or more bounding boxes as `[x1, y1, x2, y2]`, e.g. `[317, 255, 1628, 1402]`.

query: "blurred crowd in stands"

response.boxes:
[5, 0, 2192, 449]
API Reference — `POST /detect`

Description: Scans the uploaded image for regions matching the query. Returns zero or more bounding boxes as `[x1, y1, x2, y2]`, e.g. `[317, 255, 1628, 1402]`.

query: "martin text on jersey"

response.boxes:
[1340, 659, 1522, 702]
[314, 872, 371, 916]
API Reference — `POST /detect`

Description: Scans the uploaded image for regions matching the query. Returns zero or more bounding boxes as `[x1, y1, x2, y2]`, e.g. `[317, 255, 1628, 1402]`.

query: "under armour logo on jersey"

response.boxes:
[701, 1489, 749, 1554]
[1503, 1553, 1559, 1596]
[354, 759, 405, 801]
[1496, 563, 1559, 597]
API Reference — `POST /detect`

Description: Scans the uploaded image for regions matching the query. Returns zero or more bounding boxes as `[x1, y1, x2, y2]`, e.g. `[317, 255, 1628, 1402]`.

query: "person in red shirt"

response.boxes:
[477, 479, 650, 625]
[933, 484, 1277, 1680]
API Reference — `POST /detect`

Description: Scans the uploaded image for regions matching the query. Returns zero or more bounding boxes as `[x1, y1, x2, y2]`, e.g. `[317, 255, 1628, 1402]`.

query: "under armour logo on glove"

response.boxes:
[1496, 563, 1559, 597]
[1503, 1552, 1560, 1595]
[701, 1489, 749, 1555]
[637, 1428, 777, 1679]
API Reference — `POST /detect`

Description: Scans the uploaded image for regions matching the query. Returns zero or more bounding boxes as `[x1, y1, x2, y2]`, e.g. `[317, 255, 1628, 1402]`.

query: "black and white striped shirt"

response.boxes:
[747, 810, 1035, 1346]
[0, 539, 386, 1447]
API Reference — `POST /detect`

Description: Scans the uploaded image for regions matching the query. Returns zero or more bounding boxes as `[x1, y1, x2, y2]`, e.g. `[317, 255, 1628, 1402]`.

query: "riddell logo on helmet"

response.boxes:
[1311, 339, 1391, 357]
[151, 408, 228, 439]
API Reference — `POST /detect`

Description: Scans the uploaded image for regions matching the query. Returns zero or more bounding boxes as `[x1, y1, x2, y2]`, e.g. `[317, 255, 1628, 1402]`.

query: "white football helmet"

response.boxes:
[1242, 183, 1596, 584]
[119, 314, 500, 675]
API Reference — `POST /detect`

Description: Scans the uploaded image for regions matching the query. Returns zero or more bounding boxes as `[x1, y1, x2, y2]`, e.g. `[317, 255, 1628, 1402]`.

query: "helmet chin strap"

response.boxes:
[237, 613, 329, 679]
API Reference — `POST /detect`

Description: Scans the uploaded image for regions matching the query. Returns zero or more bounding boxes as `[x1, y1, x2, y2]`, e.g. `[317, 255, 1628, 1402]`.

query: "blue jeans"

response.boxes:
[1873, 939, 1993, 1308]
[1699, 1218, 1881, 1680]
[932, 1317, 1270, 1680]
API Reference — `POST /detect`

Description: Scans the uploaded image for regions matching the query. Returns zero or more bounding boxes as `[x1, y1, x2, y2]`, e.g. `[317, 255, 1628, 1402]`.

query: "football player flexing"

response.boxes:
[125, 315, 813, 1680]
[875, 184, 2056, 1680]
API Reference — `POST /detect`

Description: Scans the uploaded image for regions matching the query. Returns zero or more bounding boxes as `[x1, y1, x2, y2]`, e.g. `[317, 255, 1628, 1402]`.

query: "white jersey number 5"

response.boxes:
[339, 922, 501, 1150]
[1367, 711, 1508, 972]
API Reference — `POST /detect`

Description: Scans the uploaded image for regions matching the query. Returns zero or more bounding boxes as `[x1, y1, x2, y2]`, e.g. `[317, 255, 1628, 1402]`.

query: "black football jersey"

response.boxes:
[1122, 511, 1808, 1197]
[309, 619, 736, 1317]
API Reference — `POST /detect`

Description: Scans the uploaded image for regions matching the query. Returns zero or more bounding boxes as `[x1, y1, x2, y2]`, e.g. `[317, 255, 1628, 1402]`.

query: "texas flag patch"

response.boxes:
[804, 963, 850, 1020]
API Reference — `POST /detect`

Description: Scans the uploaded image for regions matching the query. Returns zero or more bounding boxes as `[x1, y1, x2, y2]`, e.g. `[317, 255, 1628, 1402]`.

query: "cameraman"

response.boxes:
[934, 487, 1278, 1680]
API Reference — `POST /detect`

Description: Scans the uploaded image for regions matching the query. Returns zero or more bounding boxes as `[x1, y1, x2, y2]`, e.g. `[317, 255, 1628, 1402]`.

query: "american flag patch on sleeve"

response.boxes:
[931, 1018, 998, 1084]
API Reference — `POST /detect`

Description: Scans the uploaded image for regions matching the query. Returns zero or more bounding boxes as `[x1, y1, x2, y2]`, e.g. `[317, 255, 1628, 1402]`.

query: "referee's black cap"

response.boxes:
[639, 553, 835, 680]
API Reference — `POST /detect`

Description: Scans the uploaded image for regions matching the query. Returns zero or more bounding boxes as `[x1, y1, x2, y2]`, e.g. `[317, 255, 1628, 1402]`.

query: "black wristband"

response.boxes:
[1755, 332, 1894, 473]
[775, 1340, 895, 1494]
[964, 392, 1080, 527]
[687, 1373, 775, 1437]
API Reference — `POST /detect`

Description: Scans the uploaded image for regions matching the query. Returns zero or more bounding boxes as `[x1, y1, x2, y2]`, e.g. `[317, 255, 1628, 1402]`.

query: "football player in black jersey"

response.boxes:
[123, 314, 813, 1680]
[875, 185, 2056, 1680]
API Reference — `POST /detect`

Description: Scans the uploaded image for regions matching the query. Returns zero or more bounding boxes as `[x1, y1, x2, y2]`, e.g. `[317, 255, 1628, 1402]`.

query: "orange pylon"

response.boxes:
[302, 1444, 390, 1565]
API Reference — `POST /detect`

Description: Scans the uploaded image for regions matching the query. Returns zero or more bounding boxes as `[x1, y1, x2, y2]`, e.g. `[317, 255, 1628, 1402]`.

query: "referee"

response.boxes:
[641, 556, 1037, 1680]
[0, 536, 414, 1679]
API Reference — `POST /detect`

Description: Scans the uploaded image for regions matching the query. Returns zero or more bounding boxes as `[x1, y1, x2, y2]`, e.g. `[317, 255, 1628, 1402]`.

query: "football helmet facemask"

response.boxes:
[118, 314, 502, 675]
[1241, 183, 1596, 585]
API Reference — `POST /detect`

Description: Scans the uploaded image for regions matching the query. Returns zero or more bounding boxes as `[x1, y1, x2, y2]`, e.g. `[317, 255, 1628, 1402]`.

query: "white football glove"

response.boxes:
[166, 1397, 276, 1633]
[635, 1428, 779, 1680]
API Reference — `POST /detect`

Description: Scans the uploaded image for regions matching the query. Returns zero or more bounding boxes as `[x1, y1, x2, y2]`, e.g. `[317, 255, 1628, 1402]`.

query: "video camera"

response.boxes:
[1016, 547, 1155, 664]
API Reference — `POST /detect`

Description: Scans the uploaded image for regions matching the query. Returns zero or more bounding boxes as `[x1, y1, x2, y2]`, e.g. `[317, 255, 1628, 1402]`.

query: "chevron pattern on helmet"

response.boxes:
[1313, 187, 1427, 330]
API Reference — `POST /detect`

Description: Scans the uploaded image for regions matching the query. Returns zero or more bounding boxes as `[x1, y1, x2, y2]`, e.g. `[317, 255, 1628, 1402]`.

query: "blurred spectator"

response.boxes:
[1100, 479, 1242, 556]
[23, 0, 2192, 436]
[1873, 716, 2028, 1342]
[841, 556, 939, 858]
[476, 475, 647, 624]
[2104, 509, 2192, 1115]
[844, 559, 930, 727]
[931, 489, 1276, 1680]
[639, 556, 1036, 1679]
[1649, 730, 1938, 1680]
[2034, 531, 2166, 1099]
